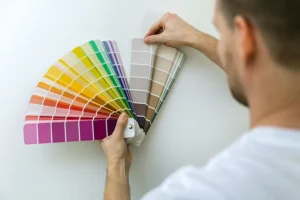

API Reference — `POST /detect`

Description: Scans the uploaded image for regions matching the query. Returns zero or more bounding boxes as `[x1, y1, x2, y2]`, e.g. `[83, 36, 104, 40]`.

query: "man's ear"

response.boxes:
[234, 16, 256, 65]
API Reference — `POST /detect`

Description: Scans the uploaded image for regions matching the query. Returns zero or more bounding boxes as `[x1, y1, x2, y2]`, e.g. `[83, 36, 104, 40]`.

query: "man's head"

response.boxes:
[213, 0, 300, 107]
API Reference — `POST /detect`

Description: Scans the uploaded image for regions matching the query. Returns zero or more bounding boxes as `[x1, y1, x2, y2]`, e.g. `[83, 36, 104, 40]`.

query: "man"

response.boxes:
[101, 0, 300, 199]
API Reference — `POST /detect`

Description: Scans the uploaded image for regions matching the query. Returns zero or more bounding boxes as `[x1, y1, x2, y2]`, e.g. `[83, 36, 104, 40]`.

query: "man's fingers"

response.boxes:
[145, 18, 164, 38]
[144, 33, 166, 44]
[144, 13, 174, 44]
[112, 113, 128, 139]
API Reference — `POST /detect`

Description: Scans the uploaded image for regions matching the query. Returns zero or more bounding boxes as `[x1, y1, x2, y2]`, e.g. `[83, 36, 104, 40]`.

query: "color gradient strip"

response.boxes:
[102, 41, 136, 117]
[129, 38, 157, 129]
[143, 45, 179, 132]
[24, 40, 135, 145]
[145, 50, 185, 133]
[24, 119, 117, 144]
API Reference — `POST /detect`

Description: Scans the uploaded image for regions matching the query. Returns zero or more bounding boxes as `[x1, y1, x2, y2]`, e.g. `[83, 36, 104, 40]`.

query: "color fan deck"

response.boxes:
[24, 39, 185, 145]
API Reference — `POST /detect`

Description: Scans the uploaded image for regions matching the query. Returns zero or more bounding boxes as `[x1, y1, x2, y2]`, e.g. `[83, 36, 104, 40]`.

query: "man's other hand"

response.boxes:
[144, 12, 201, 47]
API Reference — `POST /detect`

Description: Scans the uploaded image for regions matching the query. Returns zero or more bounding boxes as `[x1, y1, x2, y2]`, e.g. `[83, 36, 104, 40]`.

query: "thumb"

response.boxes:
[144, 34, 166, 44]
[112, 113, 128, 139]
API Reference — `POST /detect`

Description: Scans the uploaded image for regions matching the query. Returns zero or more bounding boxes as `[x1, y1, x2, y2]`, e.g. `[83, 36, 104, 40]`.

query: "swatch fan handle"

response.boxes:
[124, 118, 145, 146]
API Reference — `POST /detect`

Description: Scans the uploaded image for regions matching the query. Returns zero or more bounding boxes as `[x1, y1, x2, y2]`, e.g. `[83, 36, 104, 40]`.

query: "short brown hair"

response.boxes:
[220, 0, 300, 70]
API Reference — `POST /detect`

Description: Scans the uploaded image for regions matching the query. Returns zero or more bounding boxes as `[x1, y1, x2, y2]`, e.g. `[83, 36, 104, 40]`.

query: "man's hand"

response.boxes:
[101, 112, 132, 172]
[144, 13, 222, 68]
[101, 113, 131, 200]
[144, 13, 203, 48]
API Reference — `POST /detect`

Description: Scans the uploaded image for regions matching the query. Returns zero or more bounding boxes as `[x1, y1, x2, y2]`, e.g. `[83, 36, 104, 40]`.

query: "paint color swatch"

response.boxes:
[129, 38, 158, 129]
[143, 45, 184, 132]
[24, 39, 185, 145]
[129, 39, 185, 133]
[144, 48, 185, 132]
[24, 40, 138, 145]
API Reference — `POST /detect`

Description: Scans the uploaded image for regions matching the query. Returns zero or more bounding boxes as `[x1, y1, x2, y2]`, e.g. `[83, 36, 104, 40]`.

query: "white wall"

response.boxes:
[0, 0, 249, 199]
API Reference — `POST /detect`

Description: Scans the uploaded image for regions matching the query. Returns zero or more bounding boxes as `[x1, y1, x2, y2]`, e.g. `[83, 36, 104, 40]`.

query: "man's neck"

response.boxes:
[249, 66, 300, 130]
[251, 101, 300, 130]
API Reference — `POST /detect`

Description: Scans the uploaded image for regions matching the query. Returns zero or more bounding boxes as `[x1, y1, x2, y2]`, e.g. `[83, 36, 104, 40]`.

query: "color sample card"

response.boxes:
[147, 50, 185, 132]
[24, 40, 135, 145]
[143, 45, 179, 132]
[103, 41, 136, 118]
[129, 38, 158, 129]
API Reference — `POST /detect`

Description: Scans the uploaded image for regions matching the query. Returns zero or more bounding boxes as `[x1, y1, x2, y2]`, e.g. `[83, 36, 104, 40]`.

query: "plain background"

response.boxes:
[0, 0, 249, 199]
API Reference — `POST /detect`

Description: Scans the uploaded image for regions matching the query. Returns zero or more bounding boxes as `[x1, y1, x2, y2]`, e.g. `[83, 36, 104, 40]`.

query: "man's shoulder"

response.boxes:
[142, 127, 300, 200]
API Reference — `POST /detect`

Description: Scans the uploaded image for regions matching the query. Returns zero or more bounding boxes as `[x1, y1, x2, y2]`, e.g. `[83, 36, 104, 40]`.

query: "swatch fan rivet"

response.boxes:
[128, 124, 133, 130]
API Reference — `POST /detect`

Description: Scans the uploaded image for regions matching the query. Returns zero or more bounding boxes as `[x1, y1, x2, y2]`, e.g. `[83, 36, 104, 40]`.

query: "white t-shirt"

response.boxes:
[142, 127, 300, 200]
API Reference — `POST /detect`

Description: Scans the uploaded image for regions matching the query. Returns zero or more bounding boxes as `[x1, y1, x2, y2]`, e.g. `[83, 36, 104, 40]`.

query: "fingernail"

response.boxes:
[121, 112, 128, 120]
[144, 37, 150, 43]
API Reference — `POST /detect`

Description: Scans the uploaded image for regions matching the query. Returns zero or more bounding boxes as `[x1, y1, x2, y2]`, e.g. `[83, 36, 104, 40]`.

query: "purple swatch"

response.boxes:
[52, 123, 65, 143]
[24, 124, 37, 145]
[66, 121, 79, 142]
[38, 123, 51, 144]
[80, 121, 93, 141]
[93, 120, 108, 140]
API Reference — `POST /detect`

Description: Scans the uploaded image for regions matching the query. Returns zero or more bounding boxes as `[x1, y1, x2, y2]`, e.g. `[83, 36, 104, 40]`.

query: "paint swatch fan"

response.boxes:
[24, 39, 185, 146]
